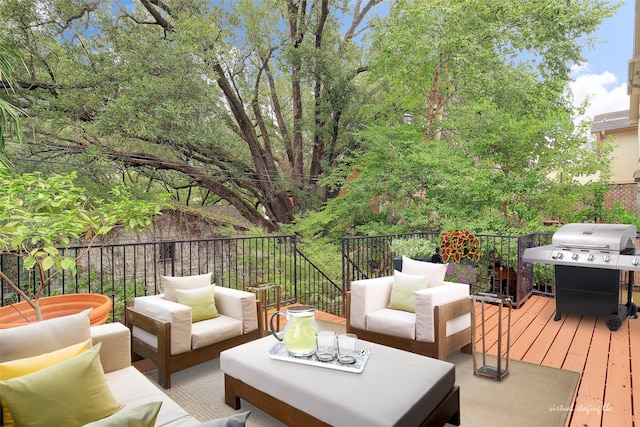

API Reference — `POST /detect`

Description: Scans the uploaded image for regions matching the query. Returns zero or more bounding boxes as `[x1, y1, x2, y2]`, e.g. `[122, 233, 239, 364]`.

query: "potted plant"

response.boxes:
[0, 172, 162, 326]
[439, 229, 481, 263]
[391, 237, 438, 271]
[439, 229, 481, 285]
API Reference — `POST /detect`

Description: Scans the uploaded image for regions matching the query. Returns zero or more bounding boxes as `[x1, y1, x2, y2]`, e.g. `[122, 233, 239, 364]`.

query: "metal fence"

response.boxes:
[5, 231, 638, 321]
[0, 235, 343, 322]
[342, 232, 556, 308]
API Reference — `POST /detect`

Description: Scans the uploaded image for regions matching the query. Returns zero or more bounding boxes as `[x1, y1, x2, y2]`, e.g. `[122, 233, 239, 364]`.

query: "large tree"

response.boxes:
[325, 0, 617, 233]
[0, 0, 382, 231]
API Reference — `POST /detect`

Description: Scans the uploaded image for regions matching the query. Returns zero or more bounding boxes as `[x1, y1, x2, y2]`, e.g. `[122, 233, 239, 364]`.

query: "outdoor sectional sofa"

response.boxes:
[0, 309, 249, 426]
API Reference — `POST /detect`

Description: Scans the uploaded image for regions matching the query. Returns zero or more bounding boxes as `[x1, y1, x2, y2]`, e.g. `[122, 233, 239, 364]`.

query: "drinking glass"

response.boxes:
[315, 331, 336, 362]
[337, 333, 358, 364]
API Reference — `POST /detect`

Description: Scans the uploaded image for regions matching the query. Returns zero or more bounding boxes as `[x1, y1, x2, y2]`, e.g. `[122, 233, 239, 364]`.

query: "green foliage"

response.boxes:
[313, 0, 617, 236]
[0, 43, 26, 171]
[391, 238, 437, 259]
[0, 172, 163, 315]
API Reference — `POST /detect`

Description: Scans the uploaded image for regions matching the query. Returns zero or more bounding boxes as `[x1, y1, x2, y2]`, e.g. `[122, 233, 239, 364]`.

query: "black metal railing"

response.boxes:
[0, 235, 342, 322]
[6, 230, 635, 321]
[342, 232, 556, 308]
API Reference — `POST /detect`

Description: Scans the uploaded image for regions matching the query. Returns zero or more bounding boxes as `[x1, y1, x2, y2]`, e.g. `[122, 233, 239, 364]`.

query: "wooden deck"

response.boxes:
[464, 294, 638, 427]
[318, 294, 639, 427]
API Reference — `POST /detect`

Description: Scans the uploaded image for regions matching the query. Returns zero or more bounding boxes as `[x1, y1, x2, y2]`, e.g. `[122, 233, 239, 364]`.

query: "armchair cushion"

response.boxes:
[191, 316, 243, 350]
[401, 256, 448, 287]
[175, 285, 220, 322]
[415, 282, 471, 342]
[349, 276, 394, 330]
[366, 308, 417, 339]
[388, 270, 429, 312]
[132, 295, 192, 355]
[161, 272, 212, 302]
[213, 287, 259, 334]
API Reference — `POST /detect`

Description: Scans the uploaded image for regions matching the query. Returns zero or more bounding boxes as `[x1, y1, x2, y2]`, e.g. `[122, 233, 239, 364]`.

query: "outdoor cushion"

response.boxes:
[388, 270, 429, 312]
[0, 338, 92, 426]
[366, 308, 417, 340]
[0, 308, 92, 363]
[401, 256, 448, 287]
[133, 295, 192, 355]
[161, 272, 212, 302]
[198, 411, 251, 426]
[175, 285, 220, 322]
[415, 282, 471, 342]
[104, 366, 198, 426]
[191, 315, 243, 350]
[0, 343, 123, 427]
[0, 338, 90, 380]
[82, 401, 162, 427]
[349, 276, 394, 330]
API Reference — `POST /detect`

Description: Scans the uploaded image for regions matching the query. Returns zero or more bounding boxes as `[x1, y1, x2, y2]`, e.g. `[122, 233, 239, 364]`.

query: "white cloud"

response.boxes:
[569, 65, 629, 122]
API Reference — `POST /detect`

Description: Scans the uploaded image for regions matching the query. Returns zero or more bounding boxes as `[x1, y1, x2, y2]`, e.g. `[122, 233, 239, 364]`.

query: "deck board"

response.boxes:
[541, 313, 576, 369]
[629, 314, 640, 427]
[446, 295, 637, 426]
[327, 293, 639, 426]
[562, 315, 596, 373]
[602, 321, 632, 427]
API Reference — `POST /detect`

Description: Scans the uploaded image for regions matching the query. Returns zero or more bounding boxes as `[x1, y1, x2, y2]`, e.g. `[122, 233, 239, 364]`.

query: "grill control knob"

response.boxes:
[571, 253, 579, 260]
[552, 252, 563, 260]
[633, 258, 640, 266]
[587, 254, 595, 261]
[603, 255, 611, 263]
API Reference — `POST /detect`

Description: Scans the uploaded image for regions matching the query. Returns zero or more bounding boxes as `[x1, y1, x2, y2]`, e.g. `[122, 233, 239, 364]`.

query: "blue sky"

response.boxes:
[571, 0, 634, 119]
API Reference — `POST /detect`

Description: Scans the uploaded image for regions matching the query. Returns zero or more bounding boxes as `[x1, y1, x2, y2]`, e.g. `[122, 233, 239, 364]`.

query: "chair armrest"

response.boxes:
[349, 276, 394, 329]
[131, 295, 192, 355]
[415, 282, 470, 342]
[214, 287, 259, 334]
[90, 322, 131, 373]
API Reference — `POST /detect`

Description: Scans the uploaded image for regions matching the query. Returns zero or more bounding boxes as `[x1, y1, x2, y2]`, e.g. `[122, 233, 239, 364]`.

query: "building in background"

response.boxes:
[591, 110, 639, 212]
[627, 1, 640, 200]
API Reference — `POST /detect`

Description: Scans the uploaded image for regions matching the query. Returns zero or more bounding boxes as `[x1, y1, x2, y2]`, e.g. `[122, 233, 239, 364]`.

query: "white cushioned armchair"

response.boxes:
[126, 273, 262, 389]
[347, 258, 472, 360]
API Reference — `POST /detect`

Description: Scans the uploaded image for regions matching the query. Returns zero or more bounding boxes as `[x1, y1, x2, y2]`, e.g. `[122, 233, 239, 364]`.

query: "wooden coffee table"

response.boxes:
[220, 336, 460, 427]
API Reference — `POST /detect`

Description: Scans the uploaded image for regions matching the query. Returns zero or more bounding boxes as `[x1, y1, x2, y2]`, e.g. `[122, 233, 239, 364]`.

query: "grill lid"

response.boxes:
[551, 223, 636, 253]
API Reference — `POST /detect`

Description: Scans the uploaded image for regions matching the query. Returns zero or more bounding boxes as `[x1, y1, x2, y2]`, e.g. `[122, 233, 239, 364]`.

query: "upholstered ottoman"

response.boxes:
[220, 336, 460, 427]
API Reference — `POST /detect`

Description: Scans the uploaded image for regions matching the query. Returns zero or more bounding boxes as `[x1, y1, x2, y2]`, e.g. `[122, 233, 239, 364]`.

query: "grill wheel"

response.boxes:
[606, 316, 622, 331]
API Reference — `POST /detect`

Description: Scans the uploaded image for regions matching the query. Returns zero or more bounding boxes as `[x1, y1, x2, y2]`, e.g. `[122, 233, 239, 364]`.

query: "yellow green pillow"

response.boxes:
[0, 343, 123, 427]
[0, 338, 92, 426]
[0, 338, 91, 380]
[83, 401, 162, 427]
[175, 285, 220, 322]
[388, 270, 430, 312]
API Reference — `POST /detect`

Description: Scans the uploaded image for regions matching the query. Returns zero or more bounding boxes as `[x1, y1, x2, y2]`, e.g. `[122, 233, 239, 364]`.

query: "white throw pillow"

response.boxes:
[401, 256, 448, 287]
[161, 272, 213, 302]
[0, 308, 92, 363]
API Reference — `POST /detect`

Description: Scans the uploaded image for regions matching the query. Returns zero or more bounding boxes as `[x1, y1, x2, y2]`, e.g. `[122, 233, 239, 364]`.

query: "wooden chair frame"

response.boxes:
[126, 301, 262, 389]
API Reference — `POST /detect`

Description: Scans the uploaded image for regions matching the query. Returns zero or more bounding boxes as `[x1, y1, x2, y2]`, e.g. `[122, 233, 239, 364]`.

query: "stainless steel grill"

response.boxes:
[523, 223, 638, 331]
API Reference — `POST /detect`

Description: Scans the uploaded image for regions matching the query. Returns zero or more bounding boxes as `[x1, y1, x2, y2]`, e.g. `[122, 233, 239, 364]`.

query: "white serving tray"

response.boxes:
[268, 342, 371, 373]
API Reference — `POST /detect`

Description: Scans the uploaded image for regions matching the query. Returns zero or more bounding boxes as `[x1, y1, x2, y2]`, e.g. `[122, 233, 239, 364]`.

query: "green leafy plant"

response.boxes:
[391, 238, 438, 259]
[0, 172, 163, 321]
[439, 230, 481, 263]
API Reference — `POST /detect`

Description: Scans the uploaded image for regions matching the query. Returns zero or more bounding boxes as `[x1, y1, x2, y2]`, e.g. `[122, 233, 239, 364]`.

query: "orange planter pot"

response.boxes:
[0, 293, 112, 329]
